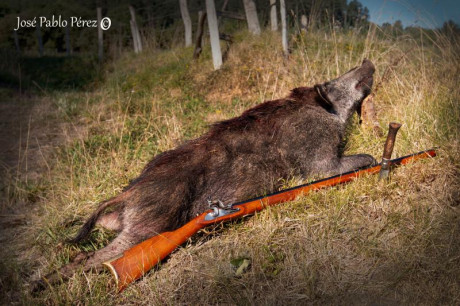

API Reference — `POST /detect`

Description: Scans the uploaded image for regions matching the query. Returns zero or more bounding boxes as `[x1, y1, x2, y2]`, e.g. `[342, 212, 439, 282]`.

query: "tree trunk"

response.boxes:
[97, 7, 103, 61]
[221, 0, 229, 11]
[270, 0, 278, 31]
[193, 10, 207, 59]
[179, 0, 192, 47]
[36, 25, 43, 57]
[243, 0, 261, 35]
[206, 0, 222, 69]
[129, 6, 143, 53]
[218, 0, 229, 26]
[280, 0, 288, 56]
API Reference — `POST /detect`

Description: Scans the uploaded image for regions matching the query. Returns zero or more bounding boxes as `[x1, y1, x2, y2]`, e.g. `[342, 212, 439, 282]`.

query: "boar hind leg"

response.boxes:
[324, 154, 376, 176]
[34, 231, 138, 291]
[96, 211, 122, 231]
[75, 231, 138, 272]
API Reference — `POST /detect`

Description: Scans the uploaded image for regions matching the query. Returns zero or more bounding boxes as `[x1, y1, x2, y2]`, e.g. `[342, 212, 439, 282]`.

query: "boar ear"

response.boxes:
[314, 84, 333, 106]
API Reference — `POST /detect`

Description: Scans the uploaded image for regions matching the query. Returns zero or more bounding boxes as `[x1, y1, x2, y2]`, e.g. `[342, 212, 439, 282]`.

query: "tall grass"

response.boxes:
[1, 24, 459, 304]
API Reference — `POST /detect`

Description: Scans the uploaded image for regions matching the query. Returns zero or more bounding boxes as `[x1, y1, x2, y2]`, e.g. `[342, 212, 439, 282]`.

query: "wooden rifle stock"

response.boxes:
[104, 149, 437, 292]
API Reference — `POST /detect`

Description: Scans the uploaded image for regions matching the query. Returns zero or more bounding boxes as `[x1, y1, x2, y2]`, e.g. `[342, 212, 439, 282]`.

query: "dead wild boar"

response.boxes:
[40, 59, 376, 286]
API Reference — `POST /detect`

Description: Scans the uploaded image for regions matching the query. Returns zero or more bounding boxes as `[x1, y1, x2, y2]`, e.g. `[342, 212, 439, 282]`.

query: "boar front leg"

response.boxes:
[320, 154, 376, 176]
[338, 154, 376, 172]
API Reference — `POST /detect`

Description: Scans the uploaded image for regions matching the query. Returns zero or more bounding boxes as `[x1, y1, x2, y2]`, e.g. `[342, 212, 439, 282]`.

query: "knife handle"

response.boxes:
[379, 122, 402, 179]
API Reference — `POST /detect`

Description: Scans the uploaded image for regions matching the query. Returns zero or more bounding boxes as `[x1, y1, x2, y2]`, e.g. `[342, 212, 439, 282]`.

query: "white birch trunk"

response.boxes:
[270, 0, 278, 31]
[206, 0, 222, 69]
[280, 0, 288, 56]
[129, 6, 143, 53]
[243, 0, 261, 35]
[135, 26, 142, 52]
[179, 0, 192, 47]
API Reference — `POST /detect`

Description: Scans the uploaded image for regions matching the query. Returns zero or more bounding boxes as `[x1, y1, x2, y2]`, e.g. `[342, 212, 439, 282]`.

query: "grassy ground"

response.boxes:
[0, 26, 459, 304]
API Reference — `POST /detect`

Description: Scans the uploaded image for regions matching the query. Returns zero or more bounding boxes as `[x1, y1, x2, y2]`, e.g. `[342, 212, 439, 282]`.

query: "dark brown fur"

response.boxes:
[36, 60, 377, 289]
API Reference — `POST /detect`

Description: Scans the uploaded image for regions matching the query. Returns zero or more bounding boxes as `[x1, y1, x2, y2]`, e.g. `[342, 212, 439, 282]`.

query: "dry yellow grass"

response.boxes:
[0, 25, 459, 304]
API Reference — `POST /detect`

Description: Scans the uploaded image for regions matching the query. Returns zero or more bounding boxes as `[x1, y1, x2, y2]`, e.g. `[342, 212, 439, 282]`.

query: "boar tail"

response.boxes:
[68, 194, 125, 244]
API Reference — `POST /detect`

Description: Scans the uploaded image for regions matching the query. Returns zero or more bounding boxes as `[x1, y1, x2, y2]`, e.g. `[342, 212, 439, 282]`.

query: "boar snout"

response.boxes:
[360, 59, 375, 73]
[355, 59, 375, 93]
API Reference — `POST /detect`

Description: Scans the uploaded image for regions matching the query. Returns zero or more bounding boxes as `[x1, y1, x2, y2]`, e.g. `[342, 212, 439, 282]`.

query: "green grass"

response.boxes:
[1, 25, 459, 304]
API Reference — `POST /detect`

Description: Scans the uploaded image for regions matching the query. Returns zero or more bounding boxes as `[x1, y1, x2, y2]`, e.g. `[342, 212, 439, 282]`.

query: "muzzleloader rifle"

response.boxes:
[103, 123, 437, 292]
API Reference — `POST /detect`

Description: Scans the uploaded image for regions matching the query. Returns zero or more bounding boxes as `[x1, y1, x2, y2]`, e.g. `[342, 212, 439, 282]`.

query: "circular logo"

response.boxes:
[101, 17, 111, 30]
